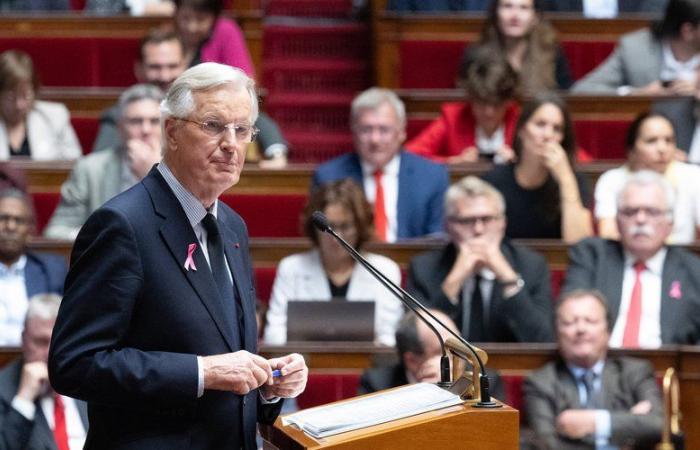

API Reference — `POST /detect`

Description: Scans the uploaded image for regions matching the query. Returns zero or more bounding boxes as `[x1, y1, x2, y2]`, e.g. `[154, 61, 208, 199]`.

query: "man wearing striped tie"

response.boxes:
[0, 294, 88, 450]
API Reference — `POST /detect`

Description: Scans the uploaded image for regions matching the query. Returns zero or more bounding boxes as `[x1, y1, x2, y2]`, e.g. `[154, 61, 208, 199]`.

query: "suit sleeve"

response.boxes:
[0, 401, 32, 450]
[92, 113, 121, 153]
[562, 239, 598, 295]
[608, 361, 663, 446]
[43, 159, 92, 239]
[48, 207, 199, 408]
[571, 44, 626, 93]
[522, 370, 562, 450]
[425, 166, 449, 235]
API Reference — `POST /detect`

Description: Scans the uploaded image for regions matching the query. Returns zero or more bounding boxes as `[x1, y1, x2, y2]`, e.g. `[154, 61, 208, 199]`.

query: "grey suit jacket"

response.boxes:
[572, 28, 663, 93]
[0, 359, 88, 450]
[523, 356, 662, 450]
[0, 101, 81, 161]
[563, 237, 700, 345]
[652, 97, 696, 154]
[44, 147, 125, 240]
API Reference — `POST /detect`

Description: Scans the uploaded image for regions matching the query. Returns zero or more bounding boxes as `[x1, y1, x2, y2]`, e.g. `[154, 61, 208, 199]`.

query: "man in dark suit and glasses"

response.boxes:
[523, 289, 663, 450]
[407, 176, 554, 343]
[48, 62, 308, 450]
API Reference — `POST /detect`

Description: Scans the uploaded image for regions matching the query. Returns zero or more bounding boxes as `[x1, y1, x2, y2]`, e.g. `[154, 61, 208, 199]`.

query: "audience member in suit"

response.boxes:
[312, 88, 449, 242]
[44, 84, 164, 240]
[93, 28, 290, 168]
[386, 0, 489, 11]
[0, 0, 69, 11]
[0, 189, 66, 347]
[0, 293, 89, 450]
[264, 179, 403, 346]
[595, 112, 700, 244]
[358, 309, 504, 399]
[406, 45, 521, 165]
[407, 176, 554, 343]
[544, 0, 668, 17]
[482, 92, 593, 243]
[523, 290, 663, 450]
[565, 171, 700, 348]
[464, 0, 572, 97]
[573, 0, 700, 94]
[652, 96, 700, 163]
[0, 50, 81, 161]
[48, 63, 308, 449]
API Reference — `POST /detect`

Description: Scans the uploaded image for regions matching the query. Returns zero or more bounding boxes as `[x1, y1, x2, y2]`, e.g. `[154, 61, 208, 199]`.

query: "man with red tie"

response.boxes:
[0, 293, 87, 450]
[563, 170, 700, 348]
[311, 87, 449, 242]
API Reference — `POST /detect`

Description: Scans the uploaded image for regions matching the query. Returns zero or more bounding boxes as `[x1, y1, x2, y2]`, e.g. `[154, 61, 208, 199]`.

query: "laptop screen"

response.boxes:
[286, 300, 375, 342]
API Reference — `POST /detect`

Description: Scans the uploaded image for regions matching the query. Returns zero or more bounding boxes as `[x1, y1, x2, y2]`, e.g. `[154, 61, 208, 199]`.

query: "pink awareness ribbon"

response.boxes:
[184, 243, 197, 271]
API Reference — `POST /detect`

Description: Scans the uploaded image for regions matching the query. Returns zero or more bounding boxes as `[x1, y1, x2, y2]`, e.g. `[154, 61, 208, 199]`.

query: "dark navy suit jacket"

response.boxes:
[48, 168, 281, 450]
[24, 252, 67, 299]
[311, 150, 449, 240]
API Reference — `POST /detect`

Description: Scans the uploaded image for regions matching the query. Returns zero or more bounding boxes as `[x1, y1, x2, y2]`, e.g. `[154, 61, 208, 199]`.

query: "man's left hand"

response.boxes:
[556, 409, 597, 439]
[260, 353, 308, 400]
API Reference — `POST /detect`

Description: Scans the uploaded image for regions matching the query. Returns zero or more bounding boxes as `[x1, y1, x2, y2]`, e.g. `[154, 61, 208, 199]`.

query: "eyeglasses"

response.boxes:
[618, 207, 671, 220]
[176, 118, 259, 142]
[447, 215, 501, 227]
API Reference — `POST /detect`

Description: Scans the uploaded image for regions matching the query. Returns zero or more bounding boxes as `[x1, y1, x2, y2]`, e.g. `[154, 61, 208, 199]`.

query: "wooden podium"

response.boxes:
[262, 396, 519, 450]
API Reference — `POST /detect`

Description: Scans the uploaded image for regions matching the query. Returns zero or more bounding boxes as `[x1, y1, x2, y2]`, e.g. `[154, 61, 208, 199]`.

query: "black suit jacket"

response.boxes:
[407, 240, 555, 342]
[48, 168, 282, 449]
[563, 237, 700, 345]
[0, 359, 88, 450]
[523, 357, 662, 450]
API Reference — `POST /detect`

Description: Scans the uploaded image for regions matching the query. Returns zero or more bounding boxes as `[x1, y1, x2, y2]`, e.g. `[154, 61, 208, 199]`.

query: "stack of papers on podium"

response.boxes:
[282, 382, 463, 439]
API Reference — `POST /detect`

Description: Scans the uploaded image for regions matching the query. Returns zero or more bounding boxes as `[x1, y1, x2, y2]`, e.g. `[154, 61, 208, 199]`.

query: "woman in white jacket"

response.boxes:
[264, 179, 404, 346]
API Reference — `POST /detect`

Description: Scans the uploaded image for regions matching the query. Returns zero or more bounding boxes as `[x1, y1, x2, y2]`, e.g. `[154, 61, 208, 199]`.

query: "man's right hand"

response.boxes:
[201, 351, 273, 394]
[17, 361, 49, 402]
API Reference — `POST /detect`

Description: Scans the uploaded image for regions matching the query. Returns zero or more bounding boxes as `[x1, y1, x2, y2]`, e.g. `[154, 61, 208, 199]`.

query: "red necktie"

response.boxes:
[373, 169, 387, 241]
[53, 394, 70, 450]
[622, 261, 645, 348]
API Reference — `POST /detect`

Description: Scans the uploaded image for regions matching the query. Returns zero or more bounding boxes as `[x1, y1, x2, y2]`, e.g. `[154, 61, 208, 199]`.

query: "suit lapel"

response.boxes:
[556, 361, 583, 409]
[660, 249, 682, 344]
[24, 256, 47, 299]
[34, 407, 59, 450]
[144, 171, 238, 352]
[396, 152, 412, 239]
[604, 243, 626, 325]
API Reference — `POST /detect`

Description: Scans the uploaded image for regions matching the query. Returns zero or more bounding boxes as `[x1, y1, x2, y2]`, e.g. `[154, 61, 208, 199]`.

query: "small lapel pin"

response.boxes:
[184, 243, 197, 271]
[234, 243, 240, 249]
[669, 280, 682, 299]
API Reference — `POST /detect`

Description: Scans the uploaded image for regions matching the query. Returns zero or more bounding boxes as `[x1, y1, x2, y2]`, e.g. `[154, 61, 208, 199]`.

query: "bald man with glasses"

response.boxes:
[407, 176, 555, 343]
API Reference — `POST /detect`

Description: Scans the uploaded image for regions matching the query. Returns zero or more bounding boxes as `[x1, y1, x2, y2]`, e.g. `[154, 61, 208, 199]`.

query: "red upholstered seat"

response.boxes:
[70, 116, 99, 155]
[31, 192, 60, 235]
[254, 266, 277, 305]
[399, 40, 465, 89]
[574, 119, 629, 160]
[265, 0, 355, 18]
[263, 24, 368, 61]
[0, 38, 138, 87]
[296, 371, 361, 409]
[219, 193, 307, 238]
[561, 41, 616, 81]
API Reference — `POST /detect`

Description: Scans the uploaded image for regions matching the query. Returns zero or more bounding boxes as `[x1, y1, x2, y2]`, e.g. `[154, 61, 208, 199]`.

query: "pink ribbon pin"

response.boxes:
[669, 280, 682, 299]
[184, 243, 197, 271]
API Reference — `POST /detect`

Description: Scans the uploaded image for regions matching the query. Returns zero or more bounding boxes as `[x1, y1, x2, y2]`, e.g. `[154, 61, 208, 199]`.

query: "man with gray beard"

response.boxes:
[562, 170, 700, 348]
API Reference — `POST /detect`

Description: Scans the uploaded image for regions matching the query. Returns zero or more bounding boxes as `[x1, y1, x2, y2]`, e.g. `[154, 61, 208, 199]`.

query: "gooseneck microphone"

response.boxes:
[311, 211, 499, 407]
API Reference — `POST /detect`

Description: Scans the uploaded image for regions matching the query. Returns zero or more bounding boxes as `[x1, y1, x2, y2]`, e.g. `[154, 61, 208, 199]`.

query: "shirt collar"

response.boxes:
[360, 153, 401, 177]
[624, 247, 667, 276]
[567, 359, 605, 379]
[0, 254, 27, 277]
[157, 162, 218, 228]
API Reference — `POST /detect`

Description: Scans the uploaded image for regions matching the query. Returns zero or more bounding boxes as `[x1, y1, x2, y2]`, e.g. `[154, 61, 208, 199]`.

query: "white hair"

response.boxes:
[25, 293, 61, 322]
[444, 176, 506, 216]
[350, 87, 406, 128]
[118, 83, 164, 119]
[161, 62, 258, 122]
[616, 170, 676, 212]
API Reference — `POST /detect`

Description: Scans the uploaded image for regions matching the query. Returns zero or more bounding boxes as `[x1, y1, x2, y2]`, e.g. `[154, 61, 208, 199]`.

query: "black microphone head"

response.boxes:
[311, 211, 331, 233]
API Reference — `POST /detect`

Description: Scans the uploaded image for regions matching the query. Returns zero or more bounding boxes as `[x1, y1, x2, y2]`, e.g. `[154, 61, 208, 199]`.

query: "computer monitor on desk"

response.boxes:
[286, 300, 375, 342]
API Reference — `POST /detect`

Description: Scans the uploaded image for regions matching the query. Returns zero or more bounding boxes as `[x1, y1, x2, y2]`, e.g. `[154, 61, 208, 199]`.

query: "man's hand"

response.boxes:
[556, 409, 597, 439]
[260, 353, 308, 400]
[630, 400, 652, 415]
[126, 136, 161, 180]
[201, 351, 273, 395]
[17, 361, 49, 402]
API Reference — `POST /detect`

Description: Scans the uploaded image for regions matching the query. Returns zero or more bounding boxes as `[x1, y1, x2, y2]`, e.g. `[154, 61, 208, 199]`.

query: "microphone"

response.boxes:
[312, 211, 499, 408]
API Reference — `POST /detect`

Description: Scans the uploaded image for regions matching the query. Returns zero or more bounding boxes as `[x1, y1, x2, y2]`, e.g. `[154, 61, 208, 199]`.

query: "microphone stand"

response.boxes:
[313, 212, 500, 408]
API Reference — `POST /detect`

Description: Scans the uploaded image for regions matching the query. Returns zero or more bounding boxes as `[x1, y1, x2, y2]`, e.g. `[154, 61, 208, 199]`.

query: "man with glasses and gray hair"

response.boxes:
[564, 170, 700, 348]
[44, 83, 164, 239]
[49, 63, 308, 449]
[312, 87, 449, 242]
[407, 176, 555, 343]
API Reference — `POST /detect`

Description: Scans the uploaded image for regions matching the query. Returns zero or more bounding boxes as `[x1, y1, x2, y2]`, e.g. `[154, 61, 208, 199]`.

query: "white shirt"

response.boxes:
[475, 125, 505, 161]
[12, 394, 86, 450]
[582, 0, 618, 18]
[0, 255, 28, 346]
[609, 249, 666, 349]
[594, 162, 700, 244]
[660, 42, 700, 83]
[361, 154, 400, 243]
